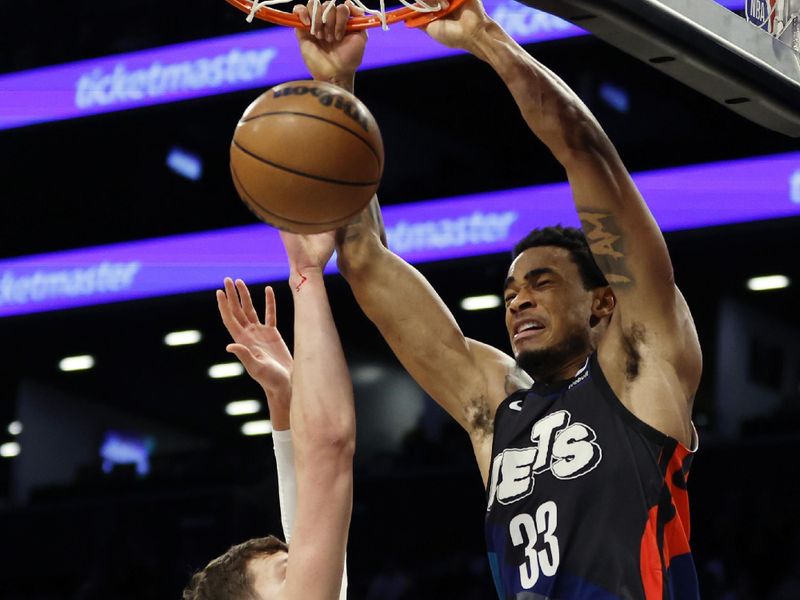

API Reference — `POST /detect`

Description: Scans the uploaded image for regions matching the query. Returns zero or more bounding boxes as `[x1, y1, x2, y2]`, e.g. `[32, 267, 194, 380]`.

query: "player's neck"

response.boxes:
[528, 352, 591, 384]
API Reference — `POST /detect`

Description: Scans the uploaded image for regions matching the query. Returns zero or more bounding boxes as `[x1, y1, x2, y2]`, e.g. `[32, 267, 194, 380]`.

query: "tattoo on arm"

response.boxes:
[577, 209, 634, 287]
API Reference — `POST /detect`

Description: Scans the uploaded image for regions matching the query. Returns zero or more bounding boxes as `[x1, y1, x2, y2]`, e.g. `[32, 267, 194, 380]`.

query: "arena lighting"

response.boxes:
[241, 420, 273, 436]
[208, 362, 245, 378]
[7, 421, 22, 436]
[0, 1, 745, 131]
[100, 431, 154, 476]
[225, 399, 262, 416]
[0, 442, 21, 458]
[0, 151, 798, 319]
[59, 354, 95, 372]
[460, 294, 503, 311]
[351, 365, 385, 385]
[598, 82, 630, 113]
[746, 274, 791, 291]
[166, 147, 202, 181]
[164, 329, 203, 346]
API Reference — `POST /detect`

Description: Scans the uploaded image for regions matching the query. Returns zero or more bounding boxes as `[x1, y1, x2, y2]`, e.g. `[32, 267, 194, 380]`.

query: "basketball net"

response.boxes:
[247, 0, 442, 31]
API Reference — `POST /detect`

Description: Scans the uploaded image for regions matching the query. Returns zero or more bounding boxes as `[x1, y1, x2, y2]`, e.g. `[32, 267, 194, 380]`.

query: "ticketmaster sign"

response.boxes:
[0, 0, 582, 131]
[0, 0, 746, 131]
[74, 48, 279, 109]
[0, 150, 797, 318]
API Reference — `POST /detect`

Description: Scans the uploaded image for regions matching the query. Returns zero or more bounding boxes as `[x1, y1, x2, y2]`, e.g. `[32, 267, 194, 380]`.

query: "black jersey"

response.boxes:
[485, 353, 698, 600]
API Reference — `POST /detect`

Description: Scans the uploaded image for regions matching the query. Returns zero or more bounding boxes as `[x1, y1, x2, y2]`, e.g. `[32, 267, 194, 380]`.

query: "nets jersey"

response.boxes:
[485, 353, 698, 600]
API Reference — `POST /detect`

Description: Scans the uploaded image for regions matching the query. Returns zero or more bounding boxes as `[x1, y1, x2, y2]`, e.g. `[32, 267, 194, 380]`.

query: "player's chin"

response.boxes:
[512, 332, 548, 355]
[514, 335, 569, 371]
[515, 346, 547, 373]
[514, 339, 550, 363]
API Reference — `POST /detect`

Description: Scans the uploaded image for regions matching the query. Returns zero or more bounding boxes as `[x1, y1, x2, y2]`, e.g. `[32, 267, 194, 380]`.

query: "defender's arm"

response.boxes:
[282, 239, 354, 600]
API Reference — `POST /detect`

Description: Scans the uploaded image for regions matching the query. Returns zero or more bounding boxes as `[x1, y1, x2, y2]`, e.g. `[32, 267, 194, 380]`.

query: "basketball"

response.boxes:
[230, 80, 384, 233]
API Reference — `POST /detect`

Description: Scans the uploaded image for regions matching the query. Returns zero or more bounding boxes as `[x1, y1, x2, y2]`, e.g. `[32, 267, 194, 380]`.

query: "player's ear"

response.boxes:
[591, 286, 615, 319]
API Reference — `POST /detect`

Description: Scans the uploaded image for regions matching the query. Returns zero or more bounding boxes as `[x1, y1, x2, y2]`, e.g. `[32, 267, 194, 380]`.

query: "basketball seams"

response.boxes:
[232, 140, 380, 187]
[230, 81, 383, 233]
[230, 160, 372, 228]
[237, 110, 382, 164]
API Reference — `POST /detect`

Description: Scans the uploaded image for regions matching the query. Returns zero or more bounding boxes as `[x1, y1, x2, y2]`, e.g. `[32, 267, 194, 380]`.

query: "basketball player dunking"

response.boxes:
[183, 229, 353, 600]
[303, 0, 703, 598]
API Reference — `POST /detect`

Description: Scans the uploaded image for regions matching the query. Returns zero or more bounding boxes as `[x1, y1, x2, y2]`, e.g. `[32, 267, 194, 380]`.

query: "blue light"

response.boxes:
[791, 170, 800, 204]
[166, 147, 202, 181]
[99, 431, 155, 476]
[599, 82, 630, 113]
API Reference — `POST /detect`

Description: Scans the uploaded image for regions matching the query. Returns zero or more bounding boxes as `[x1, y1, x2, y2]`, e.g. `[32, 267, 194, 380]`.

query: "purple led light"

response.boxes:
[0, 0, 744, 131]
[0, 150, 796, 318]
[0, 0, 583, 131]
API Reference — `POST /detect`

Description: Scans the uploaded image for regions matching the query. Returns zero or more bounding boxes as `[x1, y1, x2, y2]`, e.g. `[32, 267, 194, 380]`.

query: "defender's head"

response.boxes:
[183, 536, 289, 600]
[504, 226, 614, 380]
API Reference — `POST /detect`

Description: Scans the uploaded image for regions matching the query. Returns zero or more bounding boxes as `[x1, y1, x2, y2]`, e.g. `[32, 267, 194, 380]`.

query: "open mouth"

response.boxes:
[513, 320, 545, 341]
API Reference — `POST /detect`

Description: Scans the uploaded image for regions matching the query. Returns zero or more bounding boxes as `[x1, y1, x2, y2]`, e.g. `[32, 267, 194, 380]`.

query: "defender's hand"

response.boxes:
[294, 0, 367, 89]
[216, 278, 293, 413]
[422, 0, 491, 55]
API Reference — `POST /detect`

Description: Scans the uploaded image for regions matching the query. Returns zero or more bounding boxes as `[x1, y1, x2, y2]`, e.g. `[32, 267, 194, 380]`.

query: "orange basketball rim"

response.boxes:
[225, 0, 468, 30]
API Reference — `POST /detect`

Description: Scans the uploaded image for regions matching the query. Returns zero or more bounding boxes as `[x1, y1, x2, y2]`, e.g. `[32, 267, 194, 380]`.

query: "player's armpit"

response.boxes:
[566, 149, 702, 439]
[466, 340, 532, 482]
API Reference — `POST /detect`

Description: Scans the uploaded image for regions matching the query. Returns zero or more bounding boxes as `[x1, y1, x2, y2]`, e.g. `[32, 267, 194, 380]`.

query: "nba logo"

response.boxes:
[746, 0, 778, 33]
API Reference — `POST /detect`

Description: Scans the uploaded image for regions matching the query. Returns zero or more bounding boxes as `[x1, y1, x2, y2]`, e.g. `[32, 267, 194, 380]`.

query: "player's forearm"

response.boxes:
[336, 233, 482, 429]
[264, 388, 290, 431]
[289, 268, 355, 456]
[247, 372, 290, 431]
[472, 27, 676, 299]
[471, 20, 613, 166]
[336, 196, 388, 278]
[336, 224, 395, 324]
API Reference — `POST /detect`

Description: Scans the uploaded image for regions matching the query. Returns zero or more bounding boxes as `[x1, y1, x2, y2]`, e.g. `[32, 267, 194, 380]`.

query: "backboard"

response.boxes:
[520, 0, 800, 137]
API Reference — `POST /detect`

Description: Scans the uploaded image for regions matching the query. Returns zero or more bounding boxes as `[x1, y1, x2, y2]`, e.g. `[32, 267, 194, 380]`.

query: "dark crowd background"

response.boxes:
[1, 1, 799, 598]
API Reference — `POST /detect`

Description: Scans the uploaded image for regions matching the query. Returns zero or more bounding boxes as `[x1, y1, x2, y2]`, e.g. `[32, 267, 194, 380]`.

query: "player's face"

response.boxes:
[249, 550, 288, 599]
[503, 246, 595, 376]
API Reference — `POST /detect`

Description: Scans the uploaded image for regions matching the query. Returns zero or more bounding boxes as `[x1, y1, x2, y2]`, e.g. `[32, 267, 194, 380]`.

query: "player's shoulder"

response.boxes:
[466, 338, 532, 403]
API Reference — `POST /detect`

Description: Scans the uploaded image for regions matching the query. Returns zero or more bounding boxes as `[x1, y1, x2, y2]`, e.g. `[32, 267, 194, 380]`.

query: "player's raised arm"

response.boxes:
[273, 228, 353, 600]
[337, 198, 528, 483]
[424, 0, 700, 444]
[294, 0, 522, 481]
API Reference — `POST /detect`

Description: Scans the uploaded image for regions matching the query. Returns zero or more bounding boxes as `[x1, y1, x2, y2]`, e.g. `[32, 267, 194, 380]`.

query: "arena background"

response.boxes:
[1, 1, 799, 598]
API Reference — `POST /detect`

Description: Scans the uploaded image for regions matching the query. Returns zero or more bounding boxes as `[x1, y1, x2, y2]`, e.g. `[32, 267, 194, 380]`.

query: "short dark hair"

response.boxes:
[182, 535, 288, 600]
[512, 226, 608, 290]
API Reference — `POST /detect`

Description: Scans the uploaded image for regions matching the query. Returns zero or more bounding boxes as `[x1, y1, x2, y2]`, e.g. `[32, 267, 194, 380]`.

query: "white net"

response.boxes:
[246, 0, 442, 31]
